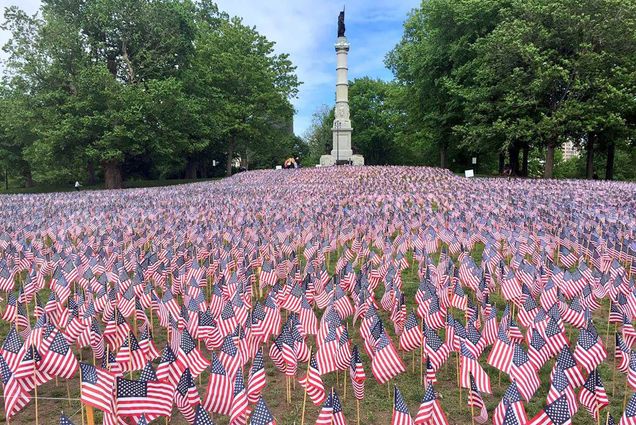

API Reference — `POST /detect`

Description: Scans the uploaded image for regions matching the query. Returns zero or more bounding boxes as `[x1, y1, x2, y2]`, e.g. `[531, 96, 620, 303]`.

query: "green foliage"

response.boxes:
[0, 0, 300, 188]
[387, 0, 636, 179]
[302, 105, 334, 165]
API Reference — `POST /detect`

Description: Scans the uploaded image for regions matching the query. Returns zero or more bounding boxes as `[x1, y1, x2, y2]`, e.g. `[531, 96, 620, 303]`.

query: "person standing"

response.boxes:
[75, 181, 81, 191]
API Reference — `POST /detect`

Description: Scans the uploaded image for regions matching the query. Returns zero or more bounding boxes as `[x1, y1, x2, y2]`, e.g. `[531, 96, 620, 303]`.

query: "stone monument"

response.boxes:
[320, 10, 365, 166]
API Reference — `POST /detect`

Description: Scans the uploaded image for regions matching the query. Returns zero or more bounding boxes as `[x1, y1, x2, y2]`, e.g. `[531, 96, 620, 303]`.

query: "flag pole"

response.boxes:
[356, 398, 360, 425]
[80, 350, 85, 425]
[33, 346, 39, 425]
[420, 320, 424, 385]
[457, 353, 462, 411]
[342, 363, 347, 401]
[300, 349, 311, 425]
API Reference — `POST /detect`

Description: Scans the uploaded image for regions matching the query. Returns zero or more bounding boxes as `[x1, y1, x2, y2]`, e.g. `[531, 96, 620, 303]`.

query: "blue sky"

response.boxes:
[0, 0, 420, 136]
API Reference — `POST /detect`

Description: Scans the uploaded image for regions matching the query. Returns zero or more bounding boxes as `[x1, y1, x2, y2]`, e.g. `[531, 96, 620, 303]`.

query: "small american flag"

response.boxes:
[391, 385, 414, 425]
[79, 363, 116, 414]
[115, 376, 173, 418]
[250, 396, 276, 425]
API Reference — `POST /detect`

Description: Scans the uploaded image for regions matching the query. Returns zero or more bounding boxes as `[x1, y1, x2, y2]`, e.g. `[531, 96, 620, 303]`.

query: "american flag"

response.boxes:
[468, 373, 488, 424]
[548, 365, 578, 417]
[528, 394, 571, 425]
[203, 352, 233, 415]
[251, 396, 276, 425]
[175, 368, 200, 423]
[230, 369, 248, 425]
[493, 381, 527, 425]
[460, 342, 491, 394]
[39, 331, 79, 379]
[573, 325, 607, 373]
[315, 390, 334, 425]
[299, 353, 326, 406]
[578, 368, 608, 421]
[115, 376, 173, 418]
[247, 348, 267, 404]
[372, 331, 405, 384]
[414, 382, 448, 425]
[399, 311, 422, 352]
[509, 343, 540, 401]
[0, 352, 30, 420]
[349, 345, 366, 400]
[193, 404, 215, 425]
[79, 363, 116, 414]
[392, 385, 414, 425]
[555, 346, 585, 388]
[59, 413, 75, 425]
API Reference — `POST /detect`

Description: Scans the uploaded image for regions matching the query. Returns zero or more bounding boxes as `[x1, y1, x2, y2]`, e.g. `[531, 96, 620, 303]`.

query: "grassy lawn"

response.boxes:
[0, 242, 626, 424]
[0, 178, 221, 195]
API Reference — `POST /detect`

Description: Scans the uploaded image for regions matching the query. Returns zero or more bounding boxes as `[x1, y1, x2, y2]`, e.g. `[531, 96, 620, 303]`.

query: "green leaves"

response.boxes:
[1, 0, 300, 187]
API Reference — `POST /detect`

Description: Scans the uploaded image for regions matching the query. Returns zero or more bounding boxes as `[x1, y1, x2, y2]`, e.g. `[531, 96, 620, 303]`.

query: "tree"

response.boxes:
[303, 105, 334, 164]
[348, 78, 398, 165]
[457, 0, 636, 178]
[189, 13, 299, 176]
[386, 0, 510, 169]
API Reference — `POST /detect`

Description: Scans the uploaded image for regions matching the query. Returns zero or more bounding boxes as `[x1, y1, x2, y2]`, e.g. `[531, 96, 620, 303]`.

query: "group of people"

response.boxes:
[283, 157, 301, 169]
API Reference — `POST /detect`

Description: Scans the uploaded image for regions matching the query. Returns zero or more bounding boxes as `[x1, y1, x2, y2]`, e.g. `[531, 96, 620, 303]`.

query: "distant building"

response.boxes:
[562, 140, 579, 161]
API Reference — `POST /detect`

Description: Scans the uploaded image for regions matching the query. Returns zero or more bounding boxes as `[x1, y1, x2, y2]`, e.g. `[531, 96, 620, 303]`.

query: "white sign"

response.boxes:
[275, 165, 282, 170]
[472, 157, 477, 164]
[465, 169, 475, 178]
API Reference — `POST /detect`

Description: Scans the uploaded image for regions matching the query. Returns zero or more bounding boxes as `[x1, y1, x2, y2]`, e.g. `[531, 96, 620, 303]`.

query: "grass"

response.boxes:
[0, 243, 628, 424]
[0, 178, 220, 195]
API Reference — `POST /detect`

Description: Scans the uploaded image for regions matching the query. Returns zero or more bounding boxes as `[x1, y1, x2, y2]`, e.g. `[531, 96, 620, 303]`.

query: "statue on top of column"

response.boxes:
[337, 10, 345, 37]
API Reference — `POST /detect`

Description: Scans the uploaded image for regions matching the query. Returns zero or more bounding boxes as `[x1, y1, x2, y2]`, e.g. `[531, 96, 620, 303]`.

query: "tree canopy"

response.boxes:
[1, 0, 300, 188]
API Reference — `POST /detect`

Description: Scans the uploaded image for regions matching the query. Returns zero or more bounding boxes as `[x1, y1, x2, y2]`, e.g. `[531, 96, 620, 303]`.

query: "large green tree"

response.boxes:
[1, 0, 299, 187]
[457, 0, 636, 178]
[386, 0, 510, 169]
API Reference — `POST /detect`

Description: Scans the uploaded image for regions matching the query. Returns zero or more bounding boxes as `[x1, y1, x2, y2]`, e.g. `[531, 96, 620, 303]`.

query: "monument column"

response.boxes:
[331, 37, 353, 162]
[320, 9, 364, 166]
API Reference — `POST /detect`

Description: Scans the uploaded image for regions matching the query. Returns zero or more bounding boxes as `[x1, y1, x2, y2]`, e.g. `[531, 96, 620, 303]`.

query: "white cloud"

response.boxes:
[0, 0, 420, 135]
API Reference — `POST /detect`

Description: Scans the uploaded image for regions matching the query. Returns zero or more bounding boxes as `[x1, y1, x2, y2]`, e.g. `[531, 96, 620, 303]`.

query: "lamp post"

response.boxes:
[335, 120, 342, 164]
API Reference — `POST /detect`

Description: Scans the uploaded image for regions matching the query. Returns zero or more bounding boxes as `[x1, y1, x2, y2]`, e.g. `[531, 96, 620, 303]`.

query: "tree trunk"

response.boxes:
[87, 161, 96, 186]
[185, 160, 199, 180]
[103, 161, 123, 189]
[509, 145, 520, 176]
[606, 141, 615, 180]
[498, 152, 505, 174]
[586, 135, 595, 179]
[544, 143, 556, 178]
[22, 168, 34, 188]
[226, 137, 235, 177]
[521, 144, 529, 177]
[439, 143, 448, 168]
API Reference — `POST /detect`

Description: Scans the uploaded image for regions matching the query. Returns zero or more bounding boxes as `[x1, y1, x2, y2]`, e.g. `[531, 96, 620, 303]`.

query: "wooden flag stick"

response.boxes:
[66, 379, 72, 408]
[80, 351, 85, 425]
[605, 302, 612, 348]
[343, 366, 347, 402]
[356, 399, 360, 425]
[470, 398, 475, 425]
[128, 331, 133, 380]
[85, 406, 95, 425]
[33, 347, 39, 425]
[624, 376, 629, 410]
[412, 349, 416, 373]
[420, 321, 425, 385]
[301, 350, 311, 425]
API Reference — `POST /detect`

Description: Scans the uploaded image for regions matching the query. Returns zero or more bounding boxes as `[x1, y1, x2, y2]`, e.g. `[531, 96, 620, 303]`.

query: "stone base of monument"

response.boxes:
[319, 154, 365, 166]
[319, 155, 336, 166]
[350, 155, 365, 166]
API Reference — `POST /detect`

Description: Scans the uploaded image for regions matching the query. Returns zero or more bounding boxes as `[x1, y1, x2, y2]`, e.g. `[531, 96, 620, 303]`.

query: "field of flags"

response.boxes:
[0, 165, 634, 425]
